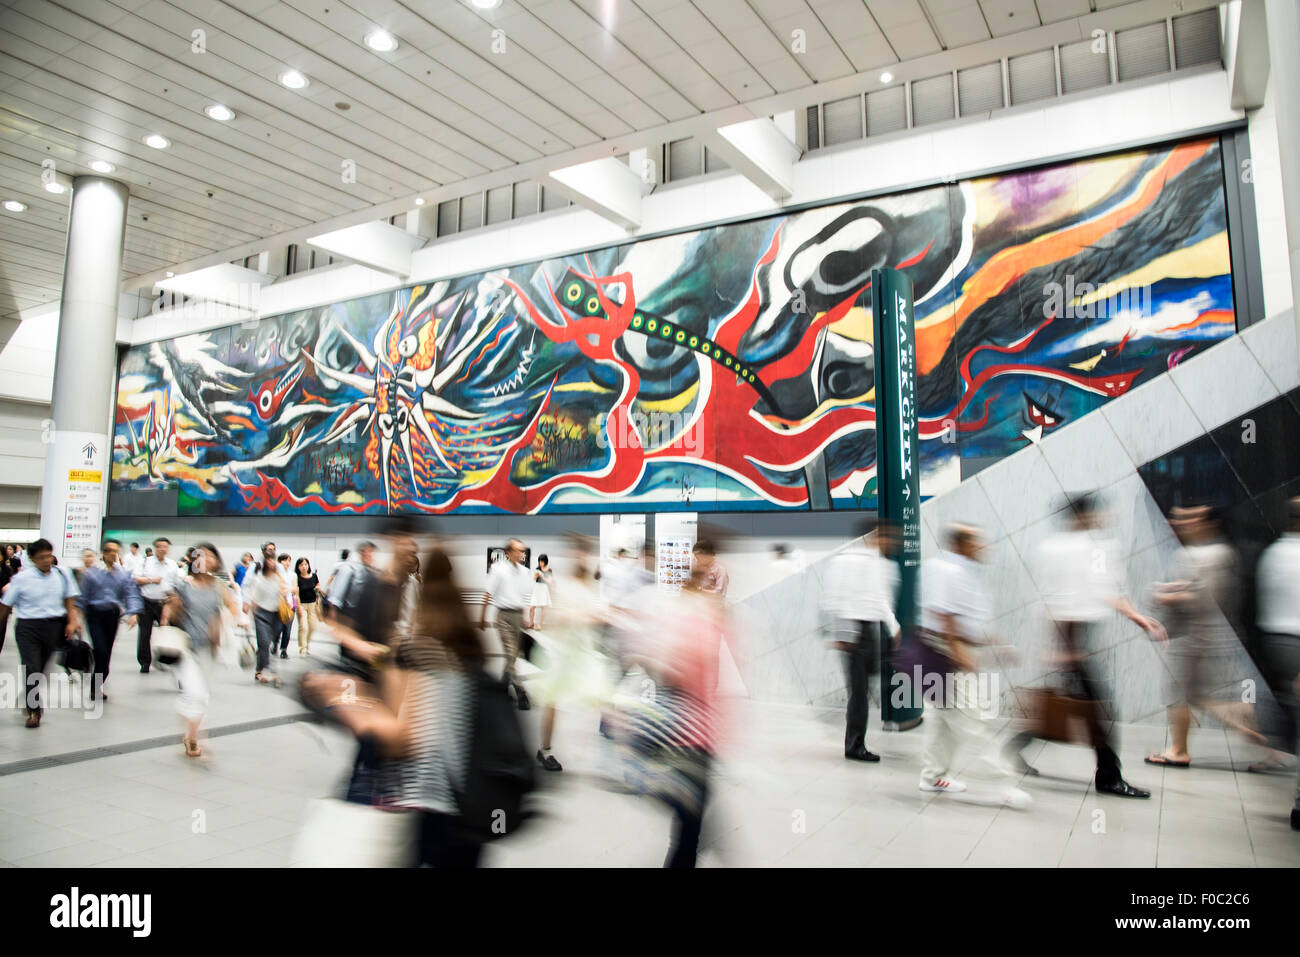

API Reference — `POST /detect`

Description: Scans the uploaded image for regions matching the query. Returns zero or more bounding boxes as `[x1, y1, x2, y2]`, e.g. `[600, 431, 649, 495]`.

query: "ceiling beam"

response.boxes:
[306, 221, 427, 278]
[1224, 0, 1270, 110]
[704, 117, 801, 201]
[537, 158, 644, 231]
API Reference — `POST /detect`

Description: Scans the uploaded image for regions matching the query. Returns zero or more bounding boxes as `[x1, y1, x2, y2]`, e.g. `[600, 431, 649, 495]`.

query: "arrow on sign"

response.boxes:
[81, 441, 97, 458]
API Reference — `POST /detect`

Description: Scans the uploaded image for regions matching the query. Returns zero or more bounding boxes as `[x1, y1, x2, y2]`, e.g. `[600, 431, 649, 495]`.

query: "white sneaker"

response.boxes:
[919, 778, 968, 793]
[1001, 787, 1032, 809]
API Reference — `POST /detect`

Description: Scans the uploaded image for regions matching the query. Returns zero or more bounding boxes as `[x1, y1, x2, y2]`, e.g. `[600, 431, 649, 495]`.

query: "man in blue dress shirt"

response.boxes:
[0, 539, 82, 728]
[79, 539, 142, 702]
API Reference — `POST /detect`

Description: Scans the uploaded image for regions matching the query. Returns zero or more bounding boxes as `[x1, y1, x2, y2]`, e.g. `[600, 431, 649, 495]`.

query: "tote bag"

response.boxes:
[290, 799, 418, 867]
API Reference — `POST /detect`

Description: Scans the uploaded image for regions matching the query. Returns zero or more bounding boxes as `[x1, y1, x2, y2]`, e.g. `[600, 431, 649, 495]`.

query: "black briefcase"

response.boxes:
[60, 638, 94, 674]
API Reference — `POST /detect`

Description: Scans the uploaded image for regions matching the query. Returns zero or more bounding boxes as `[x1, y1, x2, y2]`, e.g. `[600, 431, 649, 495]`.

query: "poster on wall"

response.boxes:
[655, 512, 698, 591]
[109, 138, 1237, 518]
[41, 430, 109, 562]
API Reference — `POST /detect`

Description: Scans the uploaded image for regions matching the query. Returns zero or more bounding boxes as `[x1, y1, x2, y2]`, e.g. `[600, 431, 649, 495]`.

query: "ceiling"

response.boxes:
[0, 0, 1200, 325]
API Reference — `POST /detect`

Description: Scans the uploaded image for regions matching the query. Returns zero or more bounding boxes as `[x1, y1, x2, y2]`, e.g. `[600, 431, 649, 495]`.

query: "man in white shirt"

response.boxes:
[0, 538, 82, 727]
[915, 524, 1030, 808]
[1009, 493, 1165, 799]
[1256, 496, 1300, 831]
[120, 542, 142, 576]
[824, 518, 900, 763]
[480, 538, 533, 709]
[134, 536, 182, 673]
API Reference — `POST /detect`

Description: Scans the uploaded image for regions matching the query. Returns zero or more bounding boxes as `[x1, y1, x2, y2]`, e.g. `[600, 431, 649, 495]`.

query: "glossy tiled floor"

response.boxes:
[0, 620, 1296, 868]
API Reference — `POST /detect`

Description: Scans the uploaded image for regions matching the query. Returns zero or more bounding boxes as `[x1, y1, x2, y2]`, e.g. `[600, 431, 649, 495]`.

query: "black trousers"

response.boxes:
[276, 617, 293, 654]
[16, 617, 66, 715]
[841, 620, 882, 754]
[86, 606, 121, 691]
[416, 812, 483, 868]
[665, 749, 712, 869]
[253, 607, 279, 673]
[137, 597, 164, 671]
[1007, 621, 1122, 786]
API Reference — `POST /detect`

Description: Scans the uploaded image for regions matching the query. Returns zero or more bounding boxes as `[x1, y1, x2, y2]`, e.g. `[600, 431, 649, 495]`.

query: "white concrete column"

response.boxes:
[39, 176, 128, 560]
[1264, 0, 1300, 362]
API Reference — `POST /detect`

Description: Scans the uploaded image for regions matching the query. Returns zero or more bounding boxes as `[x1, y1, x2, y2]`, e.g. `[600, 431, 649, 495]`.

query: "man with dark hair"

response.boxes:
[0, 539, 82, 727]
[1008, 493, 1166, 797]
[134, 536, 180, 673]
[79, 539, 142, 701]
[825, 517, 900, 762]
[692, 540, 729, 598]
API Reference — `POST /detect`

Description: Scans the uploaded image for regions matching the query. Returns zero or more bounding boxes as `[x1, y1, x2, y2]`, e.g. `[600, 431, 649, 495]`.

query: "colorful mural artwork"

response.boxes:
[110, 137, 1237, 516]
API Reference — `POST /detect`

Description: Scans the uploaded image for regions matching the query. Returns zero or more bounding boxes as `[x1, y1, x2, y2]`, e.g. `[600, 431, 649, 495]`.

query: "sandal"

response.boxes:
[183, 737, 202, 758]
[1144, 753, 1191, 768]
[255, 672, 274, 685]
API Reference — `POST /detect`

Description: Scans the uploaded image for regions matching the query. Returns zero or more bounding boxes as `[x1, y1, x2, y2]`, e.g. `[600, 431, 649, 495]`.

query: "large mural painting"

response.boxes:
[110, 136, 1236, 516]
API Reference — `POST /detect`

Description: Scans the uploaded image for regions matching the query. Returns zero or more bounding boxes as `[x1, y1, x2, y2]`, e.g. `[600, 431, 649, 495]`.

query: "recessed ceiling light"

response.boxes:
[414, 197, 425, 206]
[90, 160, 116, 174]
[166, 271, 175, 278]
[3, 200, 25, 212]
[205, 104, 235, 121]
[879, 71, 894, 84]
[44, 181, 68, 194]
[471, 0, 501, 9]
[279, 70, 309, 89]
[144, 134, 170, 149]
[365, 30, 398, 52]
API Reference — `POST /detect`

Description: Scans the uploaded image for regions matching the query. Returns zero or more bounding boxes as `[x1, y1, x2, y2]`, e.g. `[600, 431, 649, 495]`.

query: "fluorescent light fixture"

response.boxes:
[44, 181, 68, 194]
[365, 30, 398, 52]
[471, 0, 501, 8]
[144, 133, 170, 149]
[3, 200, 25, 212]
[205, 104, 235, 121]
[279, 70, 309, 89]
[90, 160, 115, 174]
[879, 71, 894, 84]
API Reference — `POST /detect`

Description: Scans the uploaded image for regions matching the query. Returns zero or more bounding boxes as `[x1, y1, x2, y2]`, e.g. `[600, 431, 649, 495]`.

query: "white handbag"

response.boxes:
[150, 624, 191, 657]
[290, 798, 419, 867]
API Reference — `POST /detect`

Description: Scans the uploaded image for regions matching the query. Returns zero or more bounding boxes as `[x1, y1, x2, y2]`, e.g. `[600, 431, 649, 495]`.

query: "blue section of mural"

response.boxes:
[110, 138, 1236, 517]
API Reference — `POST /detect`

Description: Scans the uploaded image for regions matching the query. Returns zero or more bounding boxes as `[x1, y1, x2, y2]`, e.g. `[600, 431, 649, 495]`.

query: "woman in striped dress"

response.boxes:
[302, 546, 484, 867]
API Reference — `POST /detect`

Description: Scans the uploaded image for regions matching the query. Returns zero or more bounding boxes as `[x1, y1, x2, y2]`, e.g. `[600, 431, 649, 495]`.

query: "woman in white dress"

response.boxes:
[530, 540, 610, 772]
[527, 555, 553, 631]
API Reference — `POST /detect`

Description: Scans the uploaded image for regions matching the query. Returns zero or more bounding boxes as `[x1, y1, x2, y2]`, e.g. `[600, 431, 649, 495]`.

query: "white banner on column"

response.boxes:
[40, 429, 110, 562]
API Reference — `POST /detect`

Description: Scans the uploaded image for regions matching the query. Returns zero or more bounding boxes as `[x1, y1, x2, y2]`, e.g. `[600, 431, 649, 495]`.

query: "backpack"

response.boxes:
[453, 668, 536, 843]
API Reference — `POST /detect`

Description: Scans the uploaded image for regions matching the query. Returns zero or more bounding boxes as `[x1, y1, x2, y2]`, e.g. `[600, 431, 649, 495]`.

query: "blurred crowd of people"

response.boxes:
[1, 488, 1297, 866]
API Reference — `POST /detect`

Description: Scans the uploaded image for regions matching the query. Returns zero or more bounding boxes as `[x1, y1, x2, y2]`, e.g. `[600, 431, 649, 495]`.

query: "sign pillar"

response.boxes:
[871, 268, 923, 729]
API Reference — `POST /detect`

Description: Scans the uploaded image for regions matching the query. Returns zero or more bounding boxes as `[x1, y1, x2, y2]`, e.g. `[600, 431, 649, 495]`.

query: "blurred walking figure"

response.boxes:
[1147, 505, 1275, 769]
[295, 558, 320, 656]
[135, 537, 180, 674]
[78, 539, 141, 701]
[233, 552, 255, 587]
[243, 542, 286, 687]
[1255, 496, 1300, 831]
[275, 553, 295, 658]
[0, 539, 82, 728]
[531, 537, 610, 772]
[480, 538, 532, 711]
[162, 543, 238, 757]
[825, 518, 900, 763]
[692, 540, 729, 598]
[303, 547, 489, 867]
[916, 525, 1030, 808]
[527, 554, 553, 631]
[631, 566, 727, 867]
[1008, 493, 1166, 798]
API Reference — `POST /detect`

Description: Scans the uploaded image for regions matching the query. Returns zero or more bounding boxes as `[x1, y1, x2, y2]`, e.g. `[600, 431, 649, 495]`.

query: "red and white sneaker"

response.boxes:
[919, 778, 968, 793]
